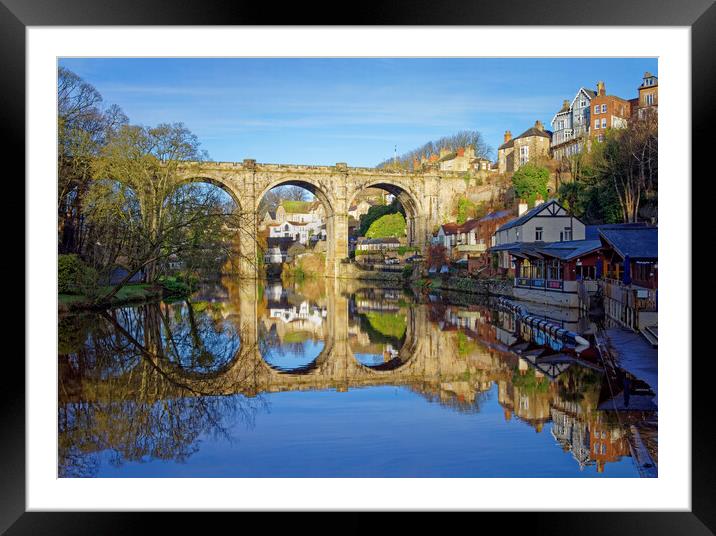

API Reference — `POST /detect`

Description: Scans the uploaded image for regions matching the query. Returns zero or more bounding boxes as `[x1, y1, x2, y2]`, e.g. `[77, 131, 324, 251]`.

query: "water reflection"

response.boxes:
[58, 302, 266, 477]
[58, 278, 657, 477]
[349, 288, 408, 368]
[259, 282, 327, 372]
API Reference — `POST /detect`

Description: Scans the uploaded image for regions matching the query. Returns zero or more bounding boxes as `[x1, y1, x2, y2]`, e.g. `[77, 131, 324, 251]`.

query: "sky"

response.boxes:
[59, 58, 658, 167]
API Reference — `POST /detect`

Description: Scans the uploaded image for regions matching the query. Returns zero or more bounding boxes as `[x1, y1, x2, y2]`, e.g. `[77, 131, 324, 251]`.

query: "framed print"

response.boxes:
[5, 0, 712, 531]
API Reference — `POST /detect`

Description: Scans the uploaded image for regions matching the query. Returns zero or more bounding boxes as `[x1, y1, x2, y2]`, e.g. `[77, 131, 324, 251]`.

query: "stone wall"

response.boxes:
[422, 276, 513, 297]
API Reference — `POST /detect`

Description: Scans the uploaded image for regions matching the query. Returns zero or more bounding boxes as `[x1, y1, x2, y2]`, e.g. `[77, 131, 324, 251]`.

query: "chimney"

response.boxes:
[534, 195, 545, 206]
[504, 130, 512, 143]
[518, 199, 528, 216]
[413, 157, 420, 170]
[597, 80, 606, 96]
[464, 146, 475, 159]
[562, 99, 570, 111]
[534, 120, 544, 131]
[457, 147, 465, 157]
[420, 154, 427, 164]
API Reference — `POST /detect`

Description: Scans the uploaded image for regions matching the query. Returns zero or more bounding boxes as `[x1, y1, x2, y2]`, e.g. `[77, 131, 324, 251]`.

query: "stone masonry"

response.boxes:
[177, 159, 486, 278]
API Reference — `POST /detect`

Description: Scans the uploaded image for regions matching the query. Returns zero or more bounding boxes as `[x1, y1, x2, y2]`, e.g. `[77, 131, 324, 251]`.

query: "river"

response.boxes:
[57, 277, 657, 477]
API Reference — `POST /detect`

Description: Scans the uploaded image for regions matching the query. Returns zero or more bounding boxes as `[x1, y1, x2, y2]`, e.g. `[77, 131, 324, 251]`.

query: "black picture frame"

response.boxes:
[4, 0, 710, 532]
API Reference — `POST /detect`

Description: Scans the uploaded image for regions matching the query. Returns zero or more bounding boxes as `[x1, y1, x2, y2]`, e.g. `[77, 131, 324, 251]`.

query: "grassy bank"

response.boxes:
[58, 283, 163, 314]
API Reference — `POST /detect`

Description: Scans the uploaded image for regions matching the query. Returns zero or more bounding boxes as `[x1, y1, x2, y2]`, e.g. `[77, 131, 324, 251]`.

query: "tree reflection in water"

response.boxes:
[58, 280, 657, 477]
[58, 301, 267, 477]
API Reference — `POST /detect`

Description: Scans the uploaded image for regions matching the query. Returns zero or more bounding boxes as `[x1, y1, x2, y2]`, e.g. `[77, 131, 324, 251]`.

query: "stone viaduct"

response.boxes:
[177, 160, 480, 277]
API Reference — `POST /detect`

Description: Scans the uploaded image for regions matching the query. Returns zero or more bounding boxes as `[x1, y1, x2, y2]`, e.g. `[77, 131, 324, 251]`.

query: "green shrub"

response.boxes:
[158, 274, 197, 296]
[358, 199, 403, 236]
[58, 254, 98, 295]
[402, 265, 413, 279]
[512, 164, 549, 206]
[366, 212, 406, 238]
[456, 197, 477, 224]
[397, 245, 419, 255]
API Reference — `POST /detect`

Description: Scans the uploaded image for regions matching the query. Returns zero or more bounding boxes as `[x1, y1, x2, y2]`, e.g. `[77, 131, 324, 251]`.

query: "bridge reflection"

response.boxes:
[58, 278, 656, 476]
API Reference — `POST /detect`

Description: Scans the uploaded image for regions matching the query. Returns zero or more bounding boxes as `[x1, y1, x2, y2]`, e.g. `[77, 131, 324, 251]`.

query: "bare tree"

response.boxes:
[590, 113, 657, 223]
[58, 67, 127, 253]
[376, 130, 493, 170]
[87, 123, 256, 300]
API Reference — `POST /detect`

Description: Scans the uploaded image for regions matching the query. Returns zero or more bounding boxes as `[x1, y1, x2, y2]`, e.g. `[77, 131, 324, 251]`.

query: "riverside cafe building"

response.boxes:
[598, 225, 658, 332]
[504, 223, 657, 321]
[508, 239, 604, 308]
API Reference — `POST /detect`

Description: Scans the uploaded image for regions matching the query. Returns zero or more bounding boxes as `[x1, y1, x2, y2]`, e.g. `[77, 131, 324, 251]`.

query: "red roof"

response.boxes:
[440, 223, 461, 235]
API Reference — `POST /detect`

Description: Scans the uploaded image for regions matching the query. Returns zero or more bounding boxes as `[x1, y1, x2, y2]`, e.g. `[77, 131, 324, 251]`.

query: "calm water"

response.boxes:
[58, 278, 656, 477]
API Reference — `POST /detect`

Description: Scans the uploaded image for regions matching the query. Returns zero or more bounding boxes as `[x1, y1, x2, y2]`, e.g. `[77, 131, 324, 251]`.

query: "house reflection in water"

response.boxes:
[57, 279, 655, 478]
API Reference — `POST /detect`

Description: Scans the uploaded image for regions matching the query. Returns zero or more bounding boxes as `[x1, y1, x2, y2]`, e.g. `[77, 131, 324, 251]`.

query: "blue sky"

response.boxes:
[59, 58, 657, 167]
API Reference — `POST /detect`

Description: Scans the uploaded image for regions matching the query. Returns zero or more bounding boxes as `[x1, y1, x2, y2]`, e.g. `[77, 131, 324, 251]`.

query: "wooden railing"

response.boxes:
[603, 280, 657, 312]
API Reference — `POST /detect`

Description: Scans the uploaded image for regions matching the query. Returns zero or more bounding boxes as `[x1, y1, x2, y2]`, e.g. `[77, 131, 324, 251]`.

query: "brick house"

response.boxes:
[589, 81, 632, 142]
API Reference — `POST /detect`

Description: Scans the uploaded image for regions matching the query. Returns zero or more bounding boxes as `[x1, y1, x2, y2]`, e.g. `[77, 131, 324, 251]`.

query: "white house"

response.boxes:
[434, 220, 482, 259]
[264, 246, 286, 264]
[434, 223, 461, 250]
[268, 220, 324, 245]
[490, 198, 586, 270]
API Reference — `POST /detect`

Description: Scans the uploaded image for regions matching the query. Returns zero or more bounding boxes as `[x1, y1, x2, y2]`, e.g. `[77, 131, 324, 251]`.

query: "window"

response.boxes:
[580, 99, 586, 107]
[601, 118, 607, 129]
[519, 145, 529, 165]
[646, 94, 655, 105]
[564, 227, 572, 241]
[601, 104, 607, 113]
[535, 227, 543, 241]
[595, 120, 600, 129]
[547, 260, 561, 280]
[594, 105, 599, 114]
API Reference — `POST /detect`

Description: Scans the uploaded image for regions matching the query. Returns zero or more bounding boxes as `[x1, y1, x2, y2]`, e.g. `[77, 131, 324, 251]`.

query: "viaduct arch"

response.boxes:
[178, 160, 475, 278]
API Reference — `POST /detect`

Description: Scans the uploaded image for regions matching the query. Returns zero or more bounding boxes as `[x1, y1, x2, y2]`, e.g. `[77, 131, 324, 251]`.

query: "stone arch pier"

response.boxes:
[178, 160, 473, 277]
